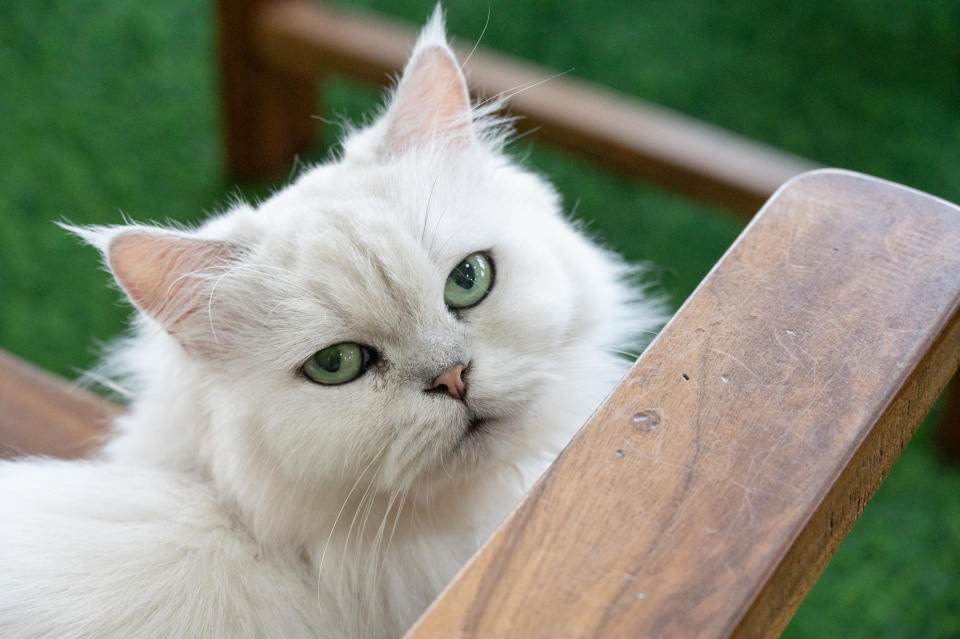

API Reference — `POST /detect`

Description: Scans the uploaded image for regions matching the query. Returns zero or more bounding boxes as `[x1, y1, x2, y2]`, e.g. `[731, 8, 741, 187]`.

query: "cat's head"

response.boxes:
[87, 9, 656, 520]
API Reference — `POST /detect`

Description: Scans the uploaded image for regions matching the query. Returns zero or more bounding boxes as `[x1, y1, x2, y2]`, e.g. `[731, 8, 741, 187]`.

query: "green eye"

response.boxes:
[302, 343, 373, 385]
[444, 253, 494, 309]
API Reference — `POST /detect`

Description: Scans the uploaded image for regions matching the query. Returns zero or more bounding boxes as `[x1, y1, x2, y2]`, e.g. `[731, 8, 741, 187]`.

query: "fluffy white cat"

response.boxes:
[0, 8, 663, 638]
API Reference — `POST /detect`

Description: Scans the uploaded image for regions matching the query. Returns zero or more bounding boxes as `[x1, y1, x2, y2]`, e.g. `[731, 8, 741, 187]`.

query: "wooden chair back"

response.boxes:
[3, 2, 960, 634]
[2, 170, 958, 636]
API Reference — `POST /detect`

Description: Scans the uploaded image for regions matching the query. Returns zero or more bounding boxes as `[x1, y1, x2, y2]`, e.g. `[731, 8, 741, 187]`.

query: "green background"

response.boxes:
[1, 1, 957, 636]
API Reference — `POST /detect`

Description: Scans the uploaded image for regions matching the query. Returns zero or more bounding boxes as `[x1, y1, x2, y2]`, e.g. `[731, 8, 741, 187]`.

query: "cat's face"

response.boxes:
[199, 151, 579, 495]
[99, 14, 643, 504]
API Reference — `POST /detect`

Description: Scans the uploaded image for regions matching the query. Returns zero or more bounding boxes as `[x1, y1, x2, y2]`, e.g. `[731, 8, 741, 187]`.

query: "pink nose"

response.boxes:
[431, 364, 467, 400]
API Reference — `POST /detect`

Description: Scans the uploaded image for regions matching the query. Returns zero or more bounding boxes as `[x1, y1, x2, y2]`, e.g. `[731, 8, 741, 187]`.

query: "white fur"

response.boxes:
[0, 8, 665, 638]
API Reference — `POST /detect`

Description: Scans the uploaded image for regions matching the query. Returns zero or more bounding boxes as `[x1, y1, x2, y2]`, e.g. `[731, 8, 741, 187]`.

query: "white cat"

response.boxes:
[0, 8, 663, 638]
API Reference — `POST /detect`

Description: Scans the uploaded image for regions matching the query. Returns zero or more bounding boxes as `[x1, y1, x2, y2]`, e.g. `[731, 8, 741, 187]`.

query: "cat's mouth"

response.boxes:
[466, 416, 489, 435]
[451, 406, 507, 454]
[458, 411, 495, 445]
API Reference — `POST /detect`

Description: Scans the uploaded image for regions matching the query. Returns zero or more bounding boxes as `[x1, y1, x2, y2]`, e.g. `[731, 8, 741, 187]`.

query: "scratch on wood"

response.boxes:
[709, 348, 764, 382]
[772, 327, 800, 362]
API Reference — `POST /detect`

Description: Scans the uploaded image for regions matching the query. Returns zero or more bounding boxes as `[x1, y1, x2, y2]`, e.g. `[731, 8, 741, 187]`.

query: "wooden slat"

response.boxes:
[216, 0, 318, 181]
[937, 378, 960, 458]
[0, 351, 115, 459]
[404, 169, 960, 638]
[252, 0, 818, 215]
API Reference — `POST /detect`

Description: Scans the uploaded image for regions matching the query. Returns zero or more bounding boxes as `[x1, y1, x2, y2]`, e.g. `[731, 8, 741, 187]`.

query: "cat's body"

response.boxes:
[0, 10, 663, 638]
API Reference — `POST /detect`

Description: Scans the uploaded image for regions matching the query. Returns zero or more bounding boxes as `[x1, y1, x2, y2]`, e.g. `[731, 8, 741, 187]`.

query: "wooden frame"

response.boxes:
[2, 170, 959, 636]
[3, 2, 960, 634]
[0, 350, 115, 460]
[219, 0, 818, 215]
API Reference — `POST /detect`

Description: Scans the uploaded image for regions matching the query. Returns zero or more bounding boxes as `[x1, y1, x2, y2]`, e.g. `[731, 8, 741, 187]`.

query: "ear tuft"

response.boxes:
[57, 222, 115, 253]
[383, 9, 473, 152]
[417, 4, 450, 50]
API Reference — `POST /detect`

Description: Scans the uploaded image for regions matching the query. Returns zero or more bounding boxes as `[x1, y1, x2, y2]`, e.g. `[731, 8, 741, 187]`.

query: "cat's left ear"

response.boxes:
[382, 7, 473, 152]
[69, 225, 242, 354]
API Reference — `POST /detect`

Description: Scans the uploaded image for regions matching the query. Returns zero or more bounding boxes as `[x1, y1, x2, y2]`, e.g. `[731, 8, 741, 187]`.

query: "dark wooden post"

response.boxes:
[937, 377, 960, 459]
[216, 0, 317, 181]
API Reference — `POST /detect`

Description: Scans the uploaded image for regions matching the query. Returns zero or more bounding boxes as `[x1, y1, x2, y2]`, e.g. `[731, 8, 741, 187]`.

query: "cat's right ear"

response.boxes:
[70, 225, 240, 353]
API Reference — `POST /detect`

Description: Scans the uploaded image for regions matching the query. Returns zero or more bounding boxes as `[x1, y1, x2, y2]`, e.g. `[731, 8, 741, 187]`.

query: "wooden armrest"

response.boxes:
[404, 169, 960, 638]
[0, 351, 116, 459]
[1, 170, 957, 636]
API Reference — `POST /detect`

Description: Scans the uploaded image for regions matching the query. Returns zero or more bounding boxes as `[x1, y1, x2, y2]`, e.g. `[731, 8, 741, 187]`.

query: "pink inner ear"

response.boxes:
[386, 45, 473, 151]
[109, 232, 234, 332]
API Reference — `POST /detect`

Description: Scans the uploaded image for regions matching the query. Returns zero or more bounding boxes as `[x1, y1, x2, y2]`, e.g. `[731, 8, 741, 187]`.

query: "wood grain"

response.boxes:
[0, 351, 116, 459]
[252, 0, 817, 215]
[404, 170, 960, 638]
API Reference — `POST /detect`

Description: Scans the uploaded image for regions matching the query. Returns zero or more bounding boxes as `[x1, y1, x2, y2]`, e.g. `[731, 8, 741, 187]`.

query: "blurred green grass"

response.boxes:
[0, 1, 958, 636]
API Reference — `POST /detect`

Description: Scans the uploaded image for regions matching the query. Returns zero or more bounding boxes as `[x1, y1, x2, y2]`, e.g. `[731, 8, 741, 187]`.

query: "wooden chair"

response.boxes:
[3, 168, 959, 637]
[3, 2, 959, 636]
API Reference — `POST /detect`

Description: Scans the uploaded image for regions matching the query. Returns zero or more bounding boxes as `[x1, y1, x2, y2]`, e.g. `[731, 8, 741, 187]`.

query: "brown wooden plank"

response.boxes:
[252, 0, 818, 215]
[217, 0, 317, 181]
[403, 169, 960, 638]
[0, 351, 116, 459]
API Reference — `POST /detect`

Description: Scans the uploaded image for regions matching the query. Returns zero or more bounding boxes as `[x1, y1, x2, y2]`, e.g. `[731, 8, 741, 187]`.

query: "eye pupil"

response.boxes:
[452, 262, 476, 289]
[316, 349, 342, 372]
